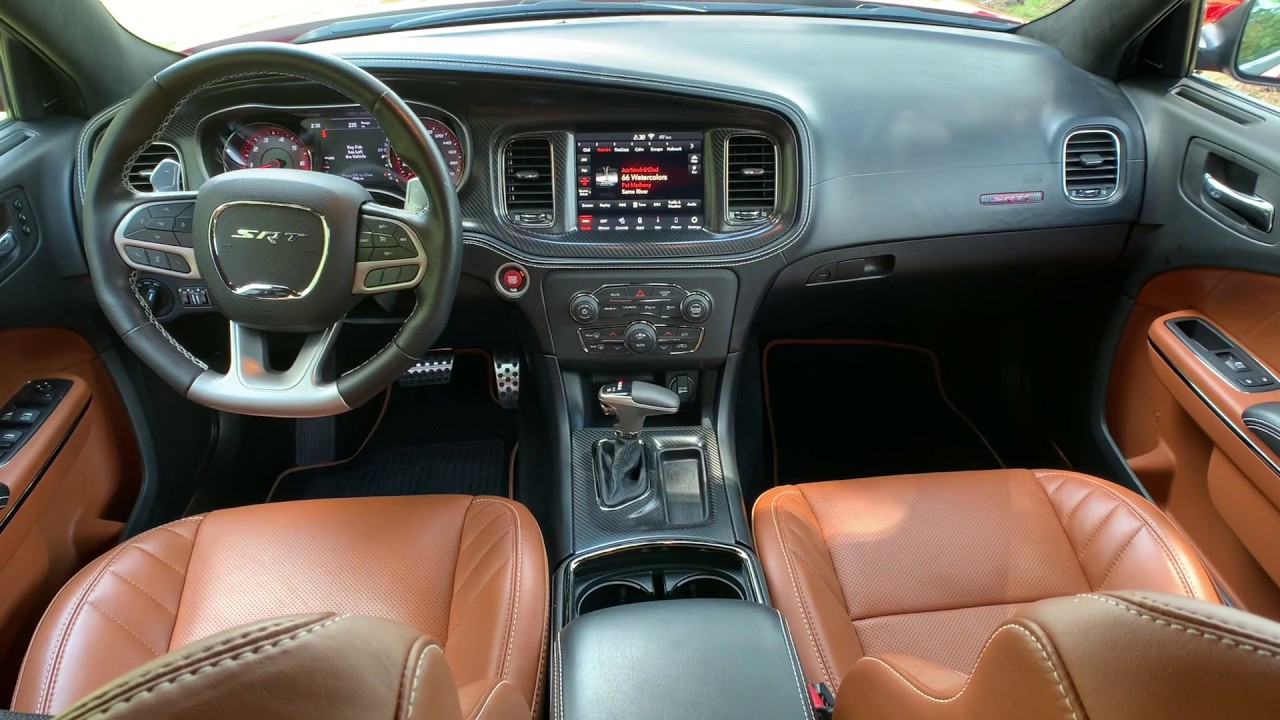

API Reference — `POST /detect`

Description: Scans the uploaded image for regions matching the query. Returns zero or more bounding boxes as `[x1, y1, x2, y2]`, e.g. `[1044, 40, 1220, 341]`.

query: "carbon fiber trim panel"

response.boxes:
[570, 427, 735, 552]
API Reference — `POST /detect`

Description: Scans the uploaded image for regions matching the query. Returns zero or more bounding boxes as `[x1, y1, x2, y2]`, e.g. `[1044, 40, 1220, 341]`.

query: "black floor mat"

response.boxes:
[764, 342, 1002, 485]
[271, 439, 508, 501]
[271, 352, 517, 501]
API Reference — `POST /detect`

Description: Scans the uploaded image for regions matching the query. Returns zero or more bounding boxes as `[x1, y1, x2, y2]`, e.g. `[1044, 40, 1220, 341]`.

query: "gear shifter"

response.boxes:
[595, 381, 680, 507]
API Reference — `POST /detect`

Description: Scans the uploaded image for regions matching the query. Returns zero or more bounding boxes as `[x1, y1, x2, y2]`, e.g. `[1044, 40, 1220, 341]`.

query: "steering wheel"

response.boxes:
[83, 43, 462, 417]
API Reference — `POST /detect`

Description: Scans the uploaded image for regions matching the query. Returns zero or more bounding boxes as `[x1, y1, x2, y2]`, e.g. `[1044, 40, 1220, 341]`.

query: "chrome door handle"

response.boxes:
[1203, 173, 1274, 233]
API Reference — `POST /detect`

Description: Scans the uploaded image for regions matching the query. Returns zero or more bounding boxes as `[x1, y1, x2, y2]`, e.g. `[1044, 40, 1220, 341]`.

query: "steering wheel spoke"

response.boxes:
[353, 204, 428, 294]
[187, 321, 346, 417]
[114, 192, 202, 279]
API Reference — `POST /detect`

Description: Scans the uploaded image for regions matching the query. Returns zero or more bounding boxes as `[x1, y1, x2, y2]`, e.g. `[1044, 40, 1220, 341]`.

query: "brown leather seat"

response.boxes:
[11, 495, 549, 718]
[754, 469, 1220, 692]
[51, 613, 531, 720]
[838, 591, 1280, 720]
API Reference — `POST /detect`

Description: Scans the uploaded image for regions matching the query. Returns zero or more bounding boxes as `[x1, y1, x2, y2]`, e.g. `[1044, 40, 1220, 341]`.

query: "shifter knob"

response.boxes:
[598, 381, 680, 438]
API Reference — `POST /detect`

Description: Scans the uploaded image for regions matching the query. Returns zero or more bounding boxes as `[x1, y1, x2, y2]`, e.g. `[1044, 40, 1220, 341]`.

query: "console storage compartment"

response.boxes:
[556, 599, 811, 720]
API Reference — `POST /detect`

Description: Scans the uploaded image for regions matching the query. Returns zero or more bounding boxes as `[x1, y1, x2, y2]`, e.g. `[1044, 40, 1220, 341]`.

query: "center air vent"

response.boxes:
[127, 142, 184, 193]
[725, 134, 777, 225]
[1064, 129, 1120, 203]
[504, 137, 555, 228]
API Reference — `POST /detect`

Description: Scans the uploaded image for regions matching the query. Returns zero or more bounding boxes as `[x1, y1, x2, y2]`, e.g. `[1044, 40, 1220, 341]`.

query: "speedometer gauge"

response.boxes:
[386, 119, 465, 187]
[235, 124, 312, 170]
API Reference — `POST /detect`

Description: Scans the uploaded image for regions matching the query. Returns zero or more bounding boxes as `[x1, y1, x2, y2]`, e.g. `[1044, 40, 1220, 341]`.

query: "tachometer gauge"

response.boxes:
[386, 118, 465, 187]
[233, 124, 312, 170]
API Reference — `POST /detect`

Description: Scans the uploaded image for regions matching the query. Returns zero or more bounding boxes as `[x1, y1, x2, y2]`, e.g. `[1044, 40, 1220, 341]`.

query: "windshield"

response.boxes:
[102, 0, 1070, 51]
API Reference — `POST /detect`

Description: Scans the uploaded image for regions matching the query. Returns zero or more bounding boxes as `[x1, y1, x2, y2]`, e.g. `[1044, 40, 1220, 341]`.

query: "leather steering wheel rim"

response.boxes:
[83, 43, 462, 417]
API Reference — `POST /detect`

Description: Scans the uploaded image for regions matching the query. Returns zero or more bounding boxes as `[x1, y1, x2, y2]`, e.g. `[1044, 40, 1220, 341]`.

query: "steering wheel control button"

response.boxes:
[145, 249, 171, 270]
[167, 254, 192, 274]
[123, 245, 149, 265]
[680, 292, 712, 323]
[570, 293, 600, 323]
[148, 202, 192, 219]
[625, 322, 658, 354]
[126, 228, 180, 246]
[144, 216, 175, 231]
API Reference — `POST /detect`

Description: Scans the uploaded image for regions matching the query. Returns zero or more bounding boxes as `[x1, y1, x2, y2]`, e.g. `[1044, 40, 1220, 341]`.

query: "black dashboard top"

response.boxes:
[106, 14, 1144, 266]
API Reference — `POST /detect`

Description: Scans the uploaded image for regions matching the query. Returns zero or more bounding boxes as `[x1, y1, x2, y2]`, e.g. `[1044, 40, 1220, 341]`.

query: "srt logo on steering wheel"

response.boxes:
[230, 228, 308, 245]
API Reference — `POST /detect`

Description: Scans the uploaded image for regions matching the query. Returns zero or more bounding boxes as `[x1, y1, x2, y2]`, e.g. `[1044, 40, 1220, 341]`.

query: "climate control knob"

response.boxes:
[625, 322, 658, 354]
[569, 293, 600, 324]
[680, 292, 713, 323]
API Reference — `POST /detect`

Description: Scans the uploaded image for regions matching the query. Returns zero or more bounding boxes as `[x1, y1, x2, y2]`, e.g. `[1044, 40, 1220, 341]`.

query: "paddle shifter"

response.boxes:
[596, 381, 680, 507]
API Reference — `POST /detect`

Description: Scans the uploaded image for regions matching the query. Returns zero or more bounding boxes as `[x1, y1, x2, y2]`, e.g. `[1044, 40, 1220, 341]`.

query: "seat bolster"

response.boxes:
[51, 613, 488, 720]
[445, 498, 549, 712]
[836, 616, 1083, 720]
[838, 592, 1280, 720]
[754, 486, 864, 689]
[12, 516, 203, 715]
[1033, 471, 1220, 602]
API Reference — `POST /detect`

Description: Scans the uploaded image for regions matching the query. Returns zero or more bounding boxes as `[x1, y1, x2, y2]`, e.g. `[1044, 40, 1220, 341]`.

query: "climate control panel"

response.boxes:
[544, 271, 737, 365]
[567, 283, 713, 356]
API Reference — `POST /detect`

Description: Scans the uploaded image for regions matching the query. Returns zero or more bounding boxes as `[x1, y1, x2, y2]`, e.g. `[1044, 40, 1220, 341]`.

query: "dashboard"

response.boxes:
[86, 14, 1149, 366]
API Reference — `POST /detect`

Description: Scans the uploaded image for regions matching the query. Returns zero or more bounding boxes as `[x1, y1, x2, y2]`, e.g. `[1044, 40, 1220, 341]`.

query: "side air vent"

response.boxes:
[503, 137, 555, 228]
[127, 142, 184, 193]
[725, 134, 777, 225]
[1063, 129, 1120, 203]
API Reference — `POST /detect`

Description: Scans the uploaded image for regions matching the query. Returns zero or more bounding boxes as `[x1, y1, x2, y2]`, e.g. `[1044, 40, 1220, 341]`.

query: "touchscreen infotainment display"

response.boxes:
[575, 132, 704, 232]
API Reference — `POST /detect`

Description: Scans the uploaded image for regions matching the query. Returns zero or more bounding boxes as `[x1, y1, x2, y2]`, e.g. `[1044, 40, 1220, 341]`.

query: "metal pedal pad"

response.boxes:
[399, 349, 455, 388]
[493, 352, 520, 409]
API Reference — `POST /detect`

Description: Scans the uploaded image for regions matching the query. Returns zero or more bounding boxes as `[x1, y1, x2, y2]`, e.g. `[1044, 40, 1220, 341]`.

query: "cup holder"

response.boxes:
[667, 574, 743, 600]
[577, 579, 655, 616]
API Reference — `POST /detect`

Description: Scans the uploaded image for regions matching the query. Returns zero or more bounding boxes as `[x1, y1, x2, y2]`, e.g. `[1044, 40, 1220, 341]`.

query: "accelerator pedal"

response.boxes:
[493, 351, 520, 409]
[399, 349, 456, 388]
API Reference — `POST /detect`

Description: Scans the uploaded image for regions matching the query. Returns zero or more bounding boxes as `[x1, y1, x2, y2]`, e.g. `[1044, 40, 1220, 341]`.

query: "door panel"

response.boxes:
[0, 113, 143, 692]
[0, 329, 140, 690]
[1108, 270, 1280, 617]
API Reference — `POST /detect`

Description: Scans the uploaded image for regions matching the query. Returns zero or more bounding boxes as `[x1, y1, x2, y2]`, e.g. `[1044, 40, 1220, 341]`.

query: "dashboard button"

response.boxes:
[601, 287, 628, 303]
[672, 341, 695, 354]
[627, 285, 654, 301]
[625, 322, 657, 354]
[579, 329, 605, 343]
[675, 327, 701, 341]
[599, 305, 623, 320]
[680, 293, 712, 323]
[600, 342, 629, 355]
[652, 286, 682, 301]
[655, 342, 674, 354]
[570, 294, 600, 323]
[658, 302, 681, 318]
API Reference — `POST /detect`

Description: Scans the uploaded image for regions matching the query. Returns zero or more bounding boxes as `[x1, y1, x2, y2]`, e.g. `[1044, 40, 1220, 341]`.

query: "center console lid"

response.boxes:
[555, 599, 811, 720]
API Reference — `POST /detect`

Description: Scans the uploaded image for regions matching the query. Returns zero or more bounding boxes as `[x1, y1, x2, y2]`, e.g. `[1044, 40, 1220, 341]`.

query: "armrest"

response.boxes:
[1244, 403, 1280, 458]
[557, 599, 811, 720]
[0, 374, 90, 526]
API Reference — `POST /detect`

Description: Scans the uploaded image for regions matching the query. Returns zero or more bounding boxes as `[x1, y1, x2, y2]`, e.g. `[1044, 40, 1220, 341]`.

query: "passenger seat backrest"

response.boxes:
[837, 591, 1280, 720]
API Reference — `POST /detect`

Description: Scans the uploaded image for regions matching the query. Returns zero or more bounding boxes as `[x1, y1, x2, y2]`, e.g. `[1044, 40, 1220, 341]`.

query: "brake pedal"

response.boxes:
[399, 350, 455, 388]
[493, 352, 520, 409]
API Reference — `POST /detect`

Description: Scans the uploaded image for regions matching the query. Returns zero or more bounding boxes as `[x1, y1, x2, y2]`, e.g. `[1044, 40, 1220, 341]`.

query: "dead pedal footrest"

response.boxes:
[399, 350, 456, 388]
[493, 352, 520, 409]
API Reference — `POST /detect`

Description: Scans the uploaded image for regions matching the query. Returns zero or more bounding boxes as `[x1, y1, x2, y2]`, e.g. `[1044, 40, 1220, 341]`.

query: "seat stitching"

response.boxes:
[84, 602, 163, 657]
[449, 560, 513, 637]
[859, 624, 1079, 719]
[1082, 594, 1280, 660]
[129, 545, 188, 577]
[1094, 525, 1147, 590]
[770, 489, 835, 687]
[470, 680, 511, 720]
[1061, 488, 1095, 524]
[105, 569, 177, 615]
[784, 527, 846, 605]
[1036, 471, 1196, 597]
[34, 517, 202, 713]
[471, 498, 521, 682]
[1126, 592, 1280, 632]
[532, 583, 550, 720]
[1075, 505, 1121, 560]
[80, 615, 351, 718]
[451, 522, 514, 599]
[403, 641, 432, 719]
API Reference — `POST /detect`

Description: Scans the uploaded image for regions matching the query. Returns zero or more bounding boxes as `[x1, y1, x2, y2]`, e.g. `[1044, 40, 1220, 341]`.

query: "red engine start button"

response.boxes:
[496, 263, 529, 297]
